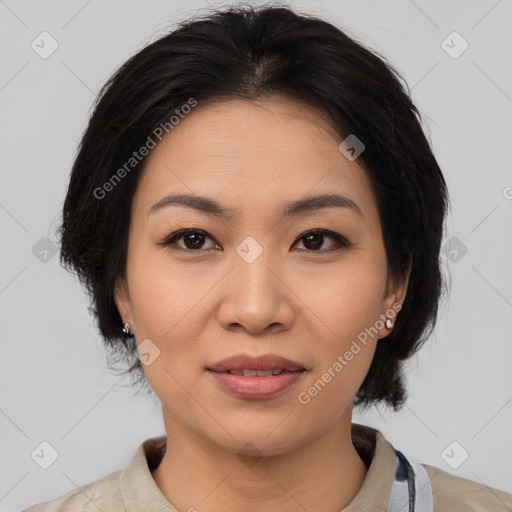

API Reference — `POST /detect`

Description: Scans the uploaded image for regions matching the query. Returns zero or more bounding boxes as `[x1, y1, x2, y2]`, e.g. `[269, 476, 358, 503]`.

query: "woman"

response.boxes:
[24, 3, 512, 511]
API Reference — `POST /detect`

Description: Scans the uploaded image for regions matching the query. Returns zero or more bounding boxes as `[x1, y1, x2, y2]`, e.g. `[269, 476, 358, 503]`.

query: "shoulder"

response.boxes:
[21, 469, 123, 511]
[423, 463, 512, 511]
[22, 435, 167, 512]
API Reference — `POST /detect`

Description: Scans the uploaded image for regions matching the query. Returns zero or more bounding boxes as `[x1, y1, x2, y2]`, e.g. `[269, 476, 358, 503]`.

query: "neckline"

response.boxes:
[120, 423, 397, 512]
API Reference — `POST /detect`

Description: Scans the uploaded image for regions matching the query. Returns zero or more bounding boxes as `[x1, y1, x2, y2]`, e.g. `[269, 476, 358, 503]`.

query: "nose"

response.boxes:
[216, 246, 294, 335]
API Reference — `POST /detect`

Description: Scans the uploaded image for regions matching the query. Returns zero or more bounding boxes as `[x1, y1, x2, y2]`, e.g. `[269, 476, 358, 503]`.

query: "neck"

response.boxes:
[152, 412, 368, 512]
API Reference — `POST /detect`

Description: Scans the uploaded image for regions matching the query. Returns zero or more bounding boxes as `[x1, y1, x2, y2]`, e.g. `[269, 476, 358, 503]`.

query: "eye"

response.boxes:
[291, 229, 351, 253]
[159, 228, 350, 253]
[158, 228, 219, 251]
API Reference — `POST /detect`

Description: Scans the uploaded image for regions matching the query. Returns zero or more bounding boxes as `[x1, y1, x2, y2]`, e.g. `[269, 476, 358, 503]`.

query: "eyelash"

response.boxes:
[158, 228, 352, 254]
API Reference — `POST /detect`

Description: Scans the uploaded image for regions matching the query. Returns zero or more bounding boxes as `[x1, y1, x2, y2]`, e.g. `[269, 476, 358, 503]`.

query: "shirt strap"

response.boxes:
[385, 449, 434, 512]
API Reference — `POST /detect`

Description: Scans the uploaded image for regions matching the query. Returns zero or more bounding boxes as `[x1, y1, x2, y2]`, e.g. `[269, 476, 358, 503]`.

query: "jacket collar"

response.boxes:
[119, 423, 397, 512]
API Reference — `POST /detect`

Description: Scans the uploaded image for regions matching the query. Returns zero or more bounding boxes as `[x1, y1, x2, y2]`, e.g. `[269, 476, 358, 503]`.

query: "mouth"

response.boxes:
[207, 353, 307, 373]
[206, 353, 307, 399]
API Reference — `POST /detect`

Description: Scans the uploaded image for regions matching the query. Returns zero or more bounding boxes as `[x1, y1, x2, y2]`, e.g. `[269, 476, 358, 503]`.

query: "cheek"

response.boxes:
[126, 241, 210, 337]
[300, 256, 386, 341]
[294, 255, 384, 402]
[125, 253, 209, 399]
[122, 257, 208, 401]
[295, 269, 381, 416]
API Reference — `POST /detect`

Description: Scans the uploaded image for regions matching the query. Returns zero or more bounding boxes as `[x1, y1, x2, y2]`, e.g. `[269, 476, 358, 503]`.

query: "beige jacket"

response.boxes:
[23, 423, 512, 511]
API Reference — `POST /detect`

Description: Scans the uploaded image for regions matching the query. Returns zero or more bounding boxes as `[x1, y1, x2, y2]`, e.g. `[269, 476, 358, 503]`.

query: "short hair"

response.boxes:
[57, 2, 450, 410]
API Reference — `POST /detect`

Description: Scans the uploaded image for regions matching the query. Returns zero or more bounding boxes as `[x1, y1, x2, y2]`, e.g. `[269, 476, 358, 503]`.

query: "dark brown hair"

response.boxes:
[57, 2, 450, 410]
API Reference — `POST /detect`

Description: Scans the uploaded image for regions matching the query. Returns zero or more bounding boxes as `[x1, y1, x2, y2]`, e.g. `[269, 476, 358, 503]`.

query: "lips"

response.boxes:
[207, 353, 306, 373]
[206, 353, 307, 399]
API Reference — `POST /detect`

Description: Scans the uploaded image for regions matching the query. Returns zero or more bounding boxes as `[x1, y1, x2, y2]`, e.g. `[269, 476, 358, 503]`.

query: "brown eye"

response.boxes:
[180, 231, 207, 250]
[292, 229, 350, 253]
[159, 228, 350, 254]
[160, 229, 218, 251]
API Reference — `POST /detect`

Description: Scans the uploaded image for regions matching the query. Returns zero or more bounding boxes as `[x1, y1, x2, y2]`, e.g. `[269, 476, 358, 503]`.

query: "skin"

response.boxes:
[114, 96, 410, 512]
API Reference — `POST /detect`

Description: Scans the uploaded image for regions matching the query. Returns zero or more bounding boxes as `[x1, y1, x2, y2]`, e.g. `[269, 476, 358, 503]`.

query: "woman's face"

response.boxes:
[114, 97, 408, 455]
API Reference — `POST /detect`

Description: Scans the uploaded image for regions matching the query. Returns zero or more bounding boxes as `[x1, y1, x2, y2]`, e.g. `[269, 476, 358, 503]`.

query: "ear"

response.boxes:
[378, 260, 412, 339]
[113, 276, 133, 327]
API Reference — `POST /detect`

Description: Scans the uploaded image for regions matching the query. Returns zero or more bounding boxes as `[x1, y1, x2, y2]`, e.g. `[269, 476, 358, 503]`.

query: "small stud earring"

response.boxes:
[385, 318, 394, 329]
[122, 322, 132, 335]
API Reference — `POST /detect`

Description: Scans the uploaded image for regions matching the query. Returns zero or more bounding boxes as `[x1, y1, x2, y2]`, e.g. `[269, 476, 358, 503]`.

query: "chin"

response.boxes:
[203, 416, 310, 456]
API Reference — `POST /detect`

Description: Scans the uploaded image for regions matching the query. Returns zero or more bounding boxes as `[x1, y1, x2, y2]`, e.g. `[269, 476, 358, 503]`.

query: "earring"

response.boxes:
[385, 318, 394, 329]
[122, 322, 133, 337]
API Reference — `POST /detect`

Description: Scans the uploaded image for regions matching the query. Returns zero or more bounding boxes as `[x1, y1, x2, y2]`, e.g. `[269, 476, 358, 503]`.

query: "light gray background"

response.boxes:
[1, 0, 511, 510]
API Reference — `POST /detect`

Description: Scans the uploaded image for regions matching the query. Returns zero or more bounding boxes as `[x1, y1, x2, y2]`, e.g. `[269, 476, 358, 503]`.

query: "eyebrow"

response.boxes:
[147, 192, 363, 219]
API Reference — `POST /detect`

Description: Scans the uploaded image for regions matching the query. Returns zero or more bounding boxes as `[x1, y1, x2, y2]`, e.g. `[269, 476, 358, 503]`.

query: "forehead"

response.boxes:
[131, 97, 378, 227]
